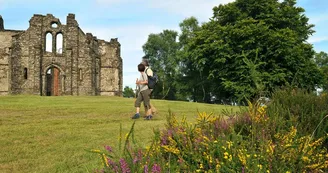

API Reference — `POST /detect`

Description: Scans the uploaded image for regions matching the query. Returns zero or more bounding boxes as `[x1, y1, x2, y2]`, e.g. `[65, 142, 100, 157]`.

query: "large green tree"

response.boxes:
[142, 30, 180, 100]
[177, 17, 211, 102]
[189, 0, 323, 101]
[142, 18, 210, 102]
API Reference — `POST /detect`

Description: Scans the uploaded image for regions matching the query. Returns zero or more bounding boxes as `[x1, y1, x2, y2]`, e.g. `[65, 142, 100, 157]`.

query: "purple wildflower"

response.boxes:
[144, 164, 149, 173]
[133, 149, 143, 163]
[138, 149, 143, 159]
[151, 164, 161, 173]
[133, 157, 138, 164]
[107, 158, 119, 173]
[104, 145, 112, 152]
[161, 135, 168, 145]
[220, 121, 229, 131]
[120, 158, 131, 173]
[242, 166, 245, 173]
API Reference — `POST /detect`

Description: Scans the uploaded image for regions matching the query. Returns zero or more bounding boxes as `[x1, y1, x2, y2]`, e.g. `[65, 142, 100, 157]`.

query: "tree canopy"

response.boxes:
[142, 0, 323, 103]
[123, 86, 135, 98]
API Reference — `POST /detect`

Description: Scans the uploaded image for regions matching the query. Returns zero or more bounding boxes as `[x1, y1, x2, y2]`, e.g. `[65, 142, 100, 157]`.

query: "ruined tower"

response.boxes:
[0, 15, 4, 31]
[0, 14, 123, 96]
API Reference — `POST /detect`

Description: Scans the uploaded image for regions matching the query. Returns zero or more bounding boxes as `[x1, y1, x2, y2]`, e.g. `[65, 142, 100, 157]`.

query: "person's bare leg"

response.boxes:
[147, 108, 152, 116]
[144, 106, 148, 117]
[150, 103, 156, 114]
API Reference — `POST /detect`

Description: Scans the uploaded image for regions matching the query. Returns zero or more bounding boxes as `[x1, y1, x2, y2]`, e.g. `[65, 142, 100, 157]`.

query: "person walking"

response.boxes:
[141, 59, 157, 116]
[131, 63, 153, 120]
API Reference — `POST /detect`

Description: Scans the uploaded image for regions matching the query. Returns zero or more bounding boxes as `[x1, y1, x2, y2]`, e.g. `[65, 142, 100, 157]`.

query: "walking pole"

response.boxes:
[133, 79, 138, 116]
[135, 78, 138, 101]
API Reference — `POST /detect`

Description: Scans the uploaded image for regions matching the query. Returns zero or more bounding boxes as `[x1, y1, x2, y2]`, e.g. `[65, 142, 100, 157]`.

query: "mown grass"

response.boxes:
[0, 95, 238, 173]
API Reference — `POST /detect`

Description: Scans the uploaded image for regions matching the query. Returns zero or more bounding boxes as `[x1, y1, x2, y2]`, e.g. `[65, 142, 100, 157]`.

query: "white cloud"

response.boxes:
[84, 24, 165, 52]
[308, 36, 328, 44]
[90, 0, 234, 88]
[96, 0, 234, 22]
[309, 15, 328, 25]
[146, 0, 234, 21]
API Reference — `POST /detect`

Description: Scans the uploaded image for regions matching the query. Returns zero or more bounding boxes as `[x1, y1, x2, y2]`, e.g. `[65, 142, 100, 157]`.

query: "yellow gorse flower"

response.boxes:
[103, 153, 109, 167]
[302, 156, 310, 163]
[226, 141, 233, 149]
[237, 151, 246, 166]
[162, 145, 180, 155]
[248, 100, 268, 123]
[196, 112, 216, 123]
[91, 149, 101, 153]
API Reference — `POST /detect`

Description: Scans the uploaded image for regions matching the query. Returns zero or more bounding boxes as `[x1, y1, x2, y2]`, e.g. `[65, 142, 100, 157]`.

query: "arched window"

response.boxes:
[45, 33, 53, 52]
[46, 68, 51, 74]
[51, 23, 58, 28]
[24, 68, 28, 79]
[56, 33, 63, 54]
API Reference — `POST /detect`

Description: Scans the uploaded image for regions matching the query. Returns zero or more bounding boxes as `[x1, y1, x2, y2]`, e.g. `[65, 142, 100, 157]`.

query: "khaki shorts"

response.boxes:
[135, 89, 152, 109]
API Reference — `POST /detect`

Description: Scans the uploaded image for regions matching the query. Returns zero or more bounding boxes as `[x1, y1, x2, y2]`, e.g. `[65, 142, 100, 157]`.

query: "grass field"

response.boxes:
[0, 95, 238, 173]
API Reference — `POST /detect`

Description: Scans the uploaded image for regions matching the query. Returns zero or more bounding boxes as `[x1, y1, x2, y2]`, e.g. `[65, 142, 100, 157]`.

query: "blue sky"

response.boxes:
[1, 0, 327, 89]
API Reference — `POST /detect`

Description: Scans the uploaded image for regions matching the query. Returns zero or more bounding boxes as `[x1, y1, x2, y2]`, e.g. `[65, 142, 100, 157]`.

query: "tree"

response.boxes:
[188, 0, 323, 102]
[142, 30, 180, 100]
[314, 51, 328, 67]
[177, 17, 213, 102]
[314, 51, 328, 91]
[123, 86, 135, 98]
[142, 18, 211, 102]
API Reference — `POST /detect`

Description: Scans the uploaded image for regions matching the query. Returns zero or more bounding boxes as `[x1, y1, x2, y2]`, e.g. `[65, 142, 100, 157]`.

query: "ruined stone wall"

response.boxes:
[0, 14, 122, 96]
[0, 15, 4, 31]
[77, 30, 100, 96]
[0, 30, 22, 95]
[99, 38, 123, 96]
[40, 14, 67, 96]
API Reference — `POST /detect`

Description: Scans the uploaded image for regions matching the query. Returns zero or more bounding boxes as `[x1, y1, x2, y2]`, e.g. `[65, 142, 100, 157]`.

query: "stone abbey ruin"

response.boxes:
[0, 14, 122, 96]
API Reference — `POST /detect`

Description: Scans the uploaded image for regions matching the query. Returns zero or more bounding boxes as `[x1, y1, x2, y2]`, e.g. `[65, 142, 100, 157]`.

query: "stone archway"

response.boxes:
[46, 66, 60, 96]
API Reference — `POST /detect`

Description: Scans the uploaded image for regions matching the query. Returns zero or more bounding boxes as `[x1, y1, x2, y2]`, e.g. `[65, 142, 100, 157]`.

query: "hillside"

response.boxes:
[0, 96, 237, 172]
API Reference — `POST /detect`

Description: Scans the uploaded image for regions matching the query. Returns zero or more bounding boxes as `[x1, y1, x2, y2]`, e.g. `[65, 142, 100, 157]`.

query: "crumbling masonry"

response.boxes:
[0, 14, 123, 96]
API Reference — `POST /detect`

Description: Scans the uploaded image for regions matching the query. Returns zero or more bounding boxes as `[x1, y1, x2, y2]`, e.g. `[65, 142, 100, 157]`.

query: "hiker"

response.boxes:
[132, 63, 153, 120]
[141, 59, 157, 115]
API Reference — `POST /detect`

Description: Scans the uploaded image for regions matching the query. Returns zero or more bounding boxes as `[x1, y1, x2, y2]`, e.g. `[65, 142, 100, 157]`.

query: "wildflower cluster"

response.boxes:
[92, 96, 328, 172]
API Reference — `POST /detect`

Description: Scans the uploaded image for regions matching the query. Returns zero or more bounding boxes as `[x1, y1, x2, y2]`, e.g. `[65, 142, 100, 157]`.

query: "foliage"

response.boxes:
[142, 30, 180, 100]
[314, 51, 328, 91]
[188, 0, 323, 102]
[176, 17, 208, 102]
[143, 0, 324, 103]
[266, 88, 328, 140]
[123, 86, 135, 98]
[94, 90, 328, 172]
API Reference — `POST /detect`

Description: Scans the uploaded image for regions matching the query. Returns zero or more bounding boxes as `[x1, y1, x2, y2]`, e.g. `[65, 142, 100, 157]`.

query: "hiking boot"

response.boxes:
[131, 113, 140, 119]
[144, 115, 153, 120]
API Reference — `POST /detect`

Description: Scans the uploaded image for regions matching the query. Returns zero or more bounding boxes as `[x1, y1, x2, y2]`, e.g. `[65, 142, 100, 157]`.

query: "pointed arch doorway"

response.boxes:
[46, 67, 60, 96]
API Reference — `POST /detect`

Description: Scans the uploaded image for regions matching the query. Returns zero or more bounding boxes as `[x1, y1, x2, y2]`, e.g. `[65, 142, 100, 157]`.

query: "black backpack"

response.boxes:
[146, 68, 158, 89]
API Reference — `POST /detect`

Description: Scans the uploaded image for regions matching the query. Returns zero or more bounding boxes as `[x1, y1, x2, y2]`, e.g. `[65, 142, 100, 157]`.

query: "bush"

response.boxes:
[92, 89, 328, 172]
[267, 88, 328, 139]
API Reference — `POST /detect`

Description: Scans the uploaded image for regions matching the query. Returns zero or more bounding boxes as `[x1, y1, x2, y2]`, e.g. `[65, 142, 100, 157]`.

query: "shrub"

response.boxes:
[92, 90, 328, 172]
[267, 88, 328, 140]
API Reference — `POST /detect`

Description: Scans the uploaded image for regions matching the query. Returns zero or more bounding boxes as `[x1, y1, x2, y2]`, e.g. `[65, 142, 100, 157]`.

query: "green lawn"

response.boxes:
[0, 95, 238, 173]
